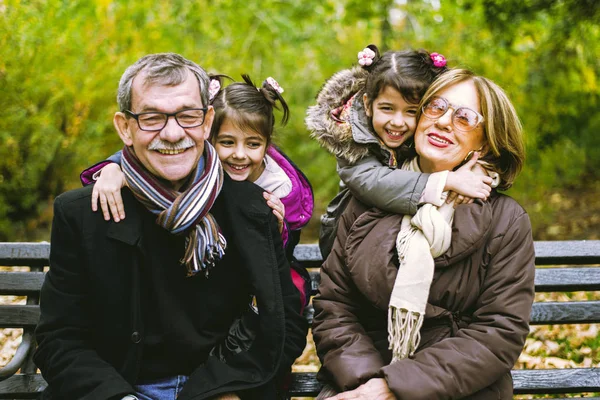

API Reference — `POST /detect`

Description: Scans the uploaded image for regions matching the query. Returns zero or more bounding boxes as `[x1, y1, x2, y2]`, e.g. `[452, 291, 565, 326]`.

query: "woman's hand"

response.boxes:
[445, 152, 493, 205]
[263, 192, 285, 233]
[327, 378, 395, 400]
[91, 163, 127, 222]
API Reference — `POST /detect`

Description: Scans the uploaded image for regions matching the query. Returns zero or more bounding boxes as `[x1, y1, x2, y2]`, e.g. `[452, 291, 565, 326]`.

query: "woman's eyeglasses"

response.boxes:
[422, 97, 484, 132]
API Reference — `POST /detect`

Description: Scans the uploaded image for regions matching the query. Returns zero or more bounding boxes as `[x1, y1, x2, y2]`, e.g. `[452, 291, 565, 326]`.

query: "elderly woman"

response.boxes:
[312, 69, 536, 400]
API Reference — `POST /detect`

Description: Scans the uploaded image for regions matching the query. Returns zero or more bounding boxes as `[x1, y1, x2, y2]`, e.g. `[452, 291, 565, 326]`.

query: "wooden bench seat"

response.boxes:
[0, 241, 599, 399]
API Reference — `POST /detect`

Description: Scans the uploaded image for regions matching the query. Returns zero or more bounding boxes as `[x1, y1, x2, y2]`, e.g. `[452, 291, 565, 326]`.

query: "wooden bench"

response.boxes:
[0, 241, 599, 399]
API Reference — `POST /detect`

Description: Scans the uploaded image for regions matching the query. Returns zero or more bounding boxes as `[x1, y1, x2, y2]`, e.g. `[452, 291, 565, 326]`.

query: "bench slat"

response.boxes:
[1, 268, 598, 295]
[293, 241, 600, 266]
[288, 372, 322, 396]
[309, 268, 600, 296]
[2, 241, 600, 266]
[0, 374, 46, 398]
[2, 302, 597, 328]
[535, 267, 600, 292]
[512, 368, 600, 394]
[0, 243, 49, 267]
[0, 370, 598, 398]
[287, 369, 600, 396]
[534, 240, 600, 265]
[0, 306, 40, 328]
[303, 301, 600, 326]
[531, 301, 600, 325]
[1, 302, 596, 329]
[0, 273, 46, 295]
[293, 244, 324, 269]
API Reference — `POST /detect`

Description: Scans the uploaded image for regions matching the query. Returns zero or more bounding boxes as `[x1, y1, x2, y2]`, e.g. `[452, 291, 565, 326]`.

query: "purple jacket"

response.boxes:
[267, 145, 313, 232]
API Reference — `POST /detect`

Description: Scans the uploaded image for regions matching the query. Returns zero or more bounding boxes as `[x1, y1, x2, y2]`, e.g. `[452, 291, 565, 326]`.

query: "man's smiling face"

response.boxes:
[114, 70, 214, 190]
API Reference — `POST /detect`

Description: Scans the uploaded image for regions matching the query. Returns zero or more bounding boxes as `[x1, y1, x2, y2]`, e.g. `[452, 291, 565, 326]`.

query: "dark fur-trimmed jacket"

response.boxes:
[34, 176, 307, 400]
[306, 67, 430, 258]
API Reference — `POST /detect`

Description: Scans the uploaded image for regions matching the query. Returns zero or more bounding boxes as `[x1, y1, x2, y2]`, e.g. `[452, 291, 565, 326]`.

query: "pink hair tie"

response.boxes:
[357, 47, 376, 67]
[266, 77, 284, 93]
[430, 52, 447, 68]
[208, 79, 221, 101]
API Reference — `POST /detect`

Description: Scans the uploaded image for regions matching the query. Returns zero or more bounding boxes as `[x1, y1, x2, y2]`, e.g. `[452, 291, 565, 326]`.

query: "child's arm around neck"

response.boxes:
[337, 154, 430, 216]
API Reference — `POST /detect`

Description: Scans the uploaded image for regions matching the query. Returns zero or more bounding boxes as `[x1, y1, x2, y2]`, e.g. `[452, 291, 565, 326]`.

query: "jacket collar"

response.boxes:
[434, 197, 495, 268]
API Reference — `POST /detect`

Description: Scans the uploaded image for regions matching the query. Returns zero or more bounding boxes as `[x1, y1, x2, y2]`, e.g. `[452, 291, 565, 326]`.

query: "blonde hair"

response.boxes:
[416, 69, 525, 190]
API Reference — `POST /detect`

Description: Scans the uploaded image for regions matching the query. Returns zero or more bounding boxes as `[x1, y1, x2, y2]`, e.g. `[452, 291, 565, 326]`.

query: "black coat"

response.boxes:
[34, 176, 307, 400]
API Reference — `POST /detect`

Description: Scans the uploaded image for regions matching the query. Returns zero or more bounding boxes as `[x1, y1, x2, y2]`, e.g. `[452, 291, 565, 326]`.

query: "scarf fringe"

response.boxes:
[388, 306, 424, 362]
[182, 216, 227, 277]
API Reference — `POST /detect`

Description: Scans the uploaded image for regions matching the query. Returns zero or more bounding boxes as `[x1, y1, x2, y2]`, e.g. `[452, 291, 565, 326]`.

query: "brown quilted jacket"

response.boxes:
[312, 192, 535, 400]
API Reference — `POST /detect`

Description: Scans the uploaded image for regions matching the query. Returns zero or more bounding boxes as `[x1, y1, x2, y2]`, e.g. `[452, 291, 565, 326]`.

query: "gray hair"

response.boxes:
[117, 53, 210, 112]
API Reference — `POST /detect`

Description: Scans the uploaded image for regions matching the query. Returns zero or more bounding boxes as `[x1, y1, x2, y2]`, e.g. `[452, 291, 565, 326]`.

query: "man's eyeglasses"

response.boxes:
[422, 97, 484, 132]
[125, 108, 208, 131]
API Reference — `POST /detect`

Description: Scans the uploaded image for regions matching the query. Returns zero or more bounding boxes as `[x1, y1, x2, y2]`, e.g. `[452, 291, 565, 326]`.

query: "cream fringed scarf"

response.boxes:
[388, 157, 456, 362]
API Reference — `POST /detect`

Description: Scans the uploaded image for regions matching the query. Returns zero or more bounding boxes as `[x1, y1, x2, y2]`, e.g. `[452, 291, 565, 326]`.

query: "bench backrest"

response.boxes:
[0, 241, 599, 397]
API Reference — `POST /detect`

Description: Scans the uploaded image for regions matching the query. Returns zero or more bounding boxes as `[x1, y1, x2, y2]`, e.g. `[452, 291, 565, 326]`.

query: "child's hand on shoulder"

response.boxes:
[445, 152, 493, 205]
[91, 163, 127, 222]
[263, 192, 285, 233]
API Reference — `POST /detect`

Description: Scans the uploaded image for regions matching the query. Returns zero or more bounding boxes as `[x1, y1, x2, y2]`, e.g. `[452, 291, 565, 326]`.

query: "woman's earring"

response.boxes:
[463, 150, 475, 162]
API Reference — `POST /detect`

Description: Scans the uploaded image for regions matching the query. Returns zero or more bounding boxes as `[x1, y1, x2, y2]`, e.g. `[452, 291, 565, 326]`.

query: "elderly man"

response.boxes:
[34, 53, 307, 400]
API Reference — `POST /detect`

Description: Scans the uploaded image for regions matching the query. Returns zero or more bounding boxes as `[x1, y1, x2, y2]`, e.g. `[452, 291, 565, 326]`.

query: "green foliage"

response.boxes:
[0, 0, 598, 240]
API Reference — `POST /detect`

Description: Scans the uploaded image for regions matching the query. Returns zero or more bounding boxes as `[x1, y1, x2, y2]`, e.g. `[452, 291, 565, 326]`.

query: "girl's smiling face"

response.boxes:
[213, 118, 267, 182]
[364, 85, 418, 149]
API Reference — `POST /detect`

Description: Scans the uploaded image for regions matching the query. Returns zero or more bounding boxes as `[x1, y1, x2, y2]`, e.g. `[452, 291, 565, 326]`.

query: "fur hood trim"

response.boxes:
[306, 67, 375, 164]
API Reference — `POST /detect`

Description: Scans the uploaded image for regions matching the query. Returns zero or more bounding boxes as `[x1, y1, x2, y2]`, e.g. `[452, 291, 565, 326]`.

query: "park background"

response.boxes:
[0, 0, 598, 397]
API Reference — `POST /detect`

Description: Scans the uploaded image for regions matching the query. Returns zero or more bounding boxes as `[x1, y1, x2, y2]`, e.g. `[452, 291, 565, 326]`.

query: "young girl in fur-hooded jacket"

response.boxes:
[306, 45, 493, 258]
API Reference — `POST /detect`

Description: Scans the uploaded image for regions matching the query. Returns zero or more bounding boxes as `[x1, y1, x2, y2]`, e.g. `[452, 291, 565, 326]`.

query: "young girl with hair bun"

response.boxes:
[307, 44, 494, 259]
[208, 74, 313, 273]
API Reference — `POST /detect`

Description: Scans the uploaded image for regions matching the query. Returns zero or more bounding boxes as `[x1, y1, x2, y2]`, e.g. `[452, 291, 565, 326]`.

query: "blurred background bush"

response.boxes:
[0, 0, 598, 242]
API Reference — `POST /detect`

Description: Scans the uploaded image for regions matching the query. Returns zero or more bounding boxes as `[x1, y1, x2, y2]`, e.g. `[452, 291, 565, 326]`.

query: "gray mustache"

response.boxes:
[148, 137, 195, 151]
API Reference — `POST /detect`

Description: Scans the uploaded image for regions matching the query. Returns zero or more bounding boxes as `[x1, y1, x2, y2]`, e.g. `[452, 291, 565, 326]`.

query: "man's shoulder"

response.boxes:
[220, 177, 264, 202]
[54, 186, 138, 218]
[218, 177, 270, 217]
[55, 185, 95, 208]
[52, 186, 99, 229]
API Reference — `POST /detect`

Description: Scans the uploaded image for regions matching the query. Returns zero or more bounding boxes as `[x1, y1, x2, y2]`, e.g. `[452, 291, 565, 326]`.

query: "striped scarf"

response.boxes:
[122, 142, 226, 277]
